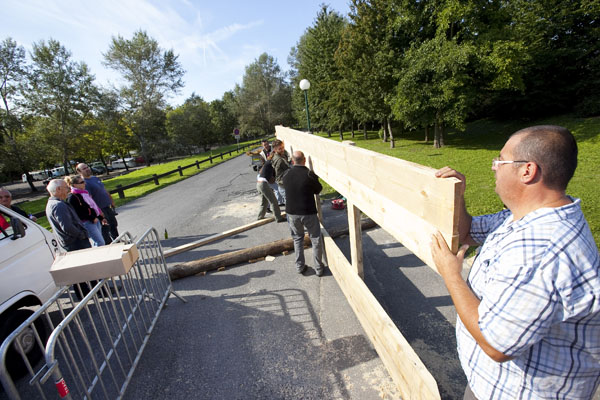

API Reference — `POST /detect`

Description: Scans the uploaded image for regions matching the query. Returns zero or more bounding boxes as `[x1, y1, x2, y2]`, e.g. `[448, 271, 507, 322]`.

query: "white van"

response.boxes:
[50, 166, 67, 177]
[111, 158, 137, 169]
[21, 170, 50, 182]
[0, 205, 59, 378]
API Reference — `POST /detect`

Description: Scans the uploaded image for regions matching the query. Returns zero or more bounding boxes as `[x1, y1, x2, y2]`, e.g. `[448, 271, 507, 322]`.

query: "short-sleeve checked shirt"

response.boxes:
[458, 198, 600, 400]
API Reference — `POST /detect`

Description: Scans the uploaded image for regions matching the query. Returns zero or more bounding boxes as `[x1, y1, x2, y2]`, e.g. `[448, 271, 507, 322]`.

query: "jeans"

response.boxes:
[101, 206, 119, 244]
[257, 181, 282, 220]
[277, 185, 286, 205]
[84, 219, 105, 246]
[287, 213, 324, 272]
[270, 182, 283, 204]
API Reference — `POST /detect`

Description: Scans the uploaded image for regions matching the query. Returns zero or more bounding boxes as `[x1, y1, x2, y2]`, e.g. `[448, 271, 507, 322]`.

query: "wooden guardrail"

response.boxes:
[110, 141, 263, 199]
[275, 125, 461, 400]
[30, 141, 263, 218]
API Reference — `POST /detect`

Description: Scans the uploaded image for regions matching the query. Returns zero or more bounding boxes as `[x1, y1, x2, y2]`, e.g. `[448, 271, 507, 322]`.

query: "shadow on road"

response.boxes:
[124, 289, 379, 399]
[333, 231, 467, 399]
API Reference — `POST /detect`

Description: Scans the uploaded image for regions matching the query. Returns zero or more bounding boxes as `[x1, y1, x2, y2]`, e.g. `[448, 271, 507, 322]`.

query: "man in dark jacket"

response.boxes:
[282, 150, 326, 276]
[45, 179, 91, 252]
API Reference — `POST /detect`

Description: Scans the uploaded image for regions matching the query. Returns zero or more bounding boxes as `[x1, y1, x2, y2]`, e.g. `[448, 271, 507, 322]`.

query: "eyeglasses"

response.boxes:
[492, 157, 529, 169]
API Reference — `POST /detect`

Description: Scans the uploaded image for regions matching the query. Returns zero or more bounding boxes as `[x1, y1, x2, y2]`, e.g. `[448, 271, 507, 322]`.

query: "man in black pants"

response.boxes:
[282, 150, 326, 276]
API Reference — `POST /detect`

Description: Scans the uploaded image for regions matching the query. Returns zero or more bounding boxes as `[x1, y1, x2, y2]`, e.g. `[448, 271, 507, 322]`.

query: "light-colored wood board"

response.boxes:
[276, 126, 460, 269]
[325, 170, 456, 269]
[322, 228, 441, 399]
[163, 216, 282, 258]
[278, 127, 457, 227]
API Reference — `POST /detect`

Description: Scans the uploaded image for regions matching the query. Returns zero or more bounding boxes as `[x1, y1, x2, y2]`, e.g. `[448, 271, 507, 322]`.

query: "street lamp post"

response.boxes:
[299, 79, 311, 133]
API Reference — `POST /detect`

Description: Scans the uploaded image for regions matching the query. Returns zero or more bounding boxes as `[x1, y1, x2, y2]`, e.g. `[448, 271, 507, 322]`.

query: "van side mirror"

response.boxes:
[11, 218, 26, 240]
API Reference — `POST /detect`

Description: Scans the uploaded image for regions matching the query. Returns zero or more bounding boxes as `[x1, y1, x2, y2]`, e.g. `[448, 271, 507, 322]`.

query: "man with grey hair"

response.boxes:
[45, 179, 90, 252]
[282, 150, 326, 276]
[0, 186, 36, 221]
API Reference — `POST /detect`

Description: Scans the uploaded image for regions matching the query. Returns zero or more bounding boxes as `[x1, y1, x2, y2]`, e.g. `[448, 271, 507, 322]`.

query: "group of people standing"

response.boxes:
[45, 163, 119, 252]
[255, 139, 326, 277]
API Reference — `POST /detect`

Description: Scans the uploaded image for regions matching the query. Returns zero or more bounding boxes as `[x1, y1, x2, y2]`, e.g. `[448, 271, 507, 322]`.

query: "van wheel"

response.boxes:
[0, 309, 47, 381]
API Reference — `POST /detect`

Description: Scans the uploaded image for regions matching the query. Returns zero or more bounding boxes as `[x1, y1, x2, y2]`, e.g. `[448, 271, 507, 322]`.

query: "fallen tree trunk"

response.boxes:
[168, 218, 377, 280]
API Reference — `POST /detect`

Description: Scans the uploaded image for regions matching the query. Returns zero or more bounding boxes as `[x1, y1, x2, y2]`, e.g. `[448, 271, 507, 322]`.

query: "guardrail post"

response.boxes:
[153, 174, 159, 185]
[116, 185, 125, 199]
[195, 160, 200, 169]
[177, 166, 183, 176]
[220, 152, 223, 160]
[209, 155, 213, 164]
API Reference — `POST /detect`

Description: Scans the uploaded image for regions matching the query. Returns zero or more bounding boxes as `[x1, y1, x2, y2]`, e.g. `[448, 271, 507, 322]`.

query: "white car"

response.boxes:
[0, 205, 59, 379]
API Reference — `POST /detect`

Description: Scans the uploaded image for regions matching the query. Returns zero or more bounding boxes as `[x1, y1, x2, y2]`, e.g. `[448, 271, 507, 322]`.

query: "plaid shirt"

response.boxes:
[458, 197, 600, 400]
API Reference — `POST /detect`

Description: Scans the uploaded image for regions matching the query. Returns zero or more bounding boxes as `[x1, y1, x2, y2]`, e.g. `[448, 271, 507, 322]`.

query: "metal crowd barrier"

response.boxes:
[0, 228, 185, 400]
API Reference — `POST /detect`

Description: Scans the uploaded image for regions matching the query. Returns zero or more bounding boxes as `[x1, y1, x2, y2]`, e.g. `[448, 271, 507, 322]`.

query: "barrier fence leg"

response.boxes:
[52, 368, 73, 400]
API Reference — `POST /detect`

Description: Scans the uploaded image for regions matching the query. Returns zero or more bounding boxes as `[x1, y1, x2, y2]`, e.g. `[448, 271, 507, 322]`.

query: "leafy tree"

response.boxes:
[335, 0, 412, 144]
[210, 96, 238, 145]
[236, 53, 292, 137]
[497, 0, 600, 117]
[25, 39, 98, 174]
[103, 30, 185, 164]
[396, 36, 474, 148]
[79, 89, 135, 173]
[0, 37, 39, 190]
[290, 5, 347, 134]
[166, 94, 213, 154]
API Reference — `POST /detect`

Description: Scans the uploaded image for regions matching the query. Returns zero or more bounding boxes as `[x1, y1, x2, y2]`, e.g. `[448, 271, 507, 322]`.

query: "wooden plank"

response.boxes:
[347, 200, 364, 278]
[163, 215, 284, 258]
[276, 126, 460, 271]
[322, 228, 441, 399]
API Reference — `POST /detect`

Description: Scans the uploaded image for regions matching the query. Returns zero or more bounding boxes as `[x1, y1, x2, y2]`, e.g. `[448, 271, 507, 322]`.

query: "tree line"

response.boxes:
[290, 0, 599, 147]
[2, 0, 598, 190]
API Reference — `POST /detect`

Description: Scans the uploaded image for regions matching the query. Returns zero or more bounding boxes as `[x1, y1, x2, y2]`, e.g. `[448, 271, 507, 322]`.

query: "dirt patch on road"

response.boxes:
[211, 200, 257, 220]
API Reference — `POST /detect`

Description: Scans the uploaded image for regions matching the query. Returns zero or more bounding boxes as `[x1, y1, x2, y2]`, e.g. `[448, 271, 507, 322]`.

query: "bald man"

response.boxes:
[431, 126, 600, 399]
[282, 150, 326, 276]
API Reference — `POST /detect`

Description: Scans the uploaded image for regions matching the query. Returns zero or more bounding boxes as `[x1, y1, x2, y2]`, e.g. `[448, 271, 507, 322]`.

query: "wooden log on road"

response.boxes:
[168, 218, 376, 280]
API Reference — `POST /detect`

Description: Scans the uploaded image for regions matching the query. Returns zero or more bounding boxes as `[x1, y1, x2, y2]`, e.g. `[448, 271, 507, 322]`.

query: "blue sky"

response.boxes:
[1, 0, 350, 106]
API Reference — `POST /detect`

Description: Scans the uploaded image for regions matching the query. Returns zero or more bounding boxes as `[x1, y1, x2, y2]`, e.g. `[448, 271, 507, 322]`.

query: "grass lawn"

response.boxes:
[316, 114, 600, 246]
[15, 140, 263, 230]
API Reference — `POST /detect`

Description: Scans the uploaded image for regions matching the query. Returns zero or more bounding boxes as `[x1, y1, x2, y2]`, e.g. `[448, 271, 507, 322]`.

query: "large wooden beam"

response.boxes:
[276, 126, 461, 272]
[168, 219, 377, 280]
[322, 228, 440, 399]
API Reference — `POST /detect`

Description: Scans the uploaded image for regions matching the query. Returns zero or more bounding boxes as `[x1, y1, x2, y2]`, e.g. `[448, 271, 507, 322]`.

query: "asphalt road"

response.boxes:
[114, 153, 466, 399]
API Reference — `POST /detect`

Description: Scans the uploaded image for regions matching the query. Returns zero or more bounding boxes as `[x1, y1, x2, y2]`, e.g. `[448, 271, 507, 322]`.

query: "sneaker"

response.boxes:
[316, 267, 325, 277]
[297, 265, 307, 274]
[277, 217, 286, 223]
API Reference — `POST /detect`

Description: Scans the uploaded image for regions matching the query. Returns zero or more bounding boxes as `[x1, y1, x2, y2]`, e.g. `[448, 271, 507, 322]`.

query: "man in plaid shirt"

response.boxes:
[431, 125, 600, 399]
